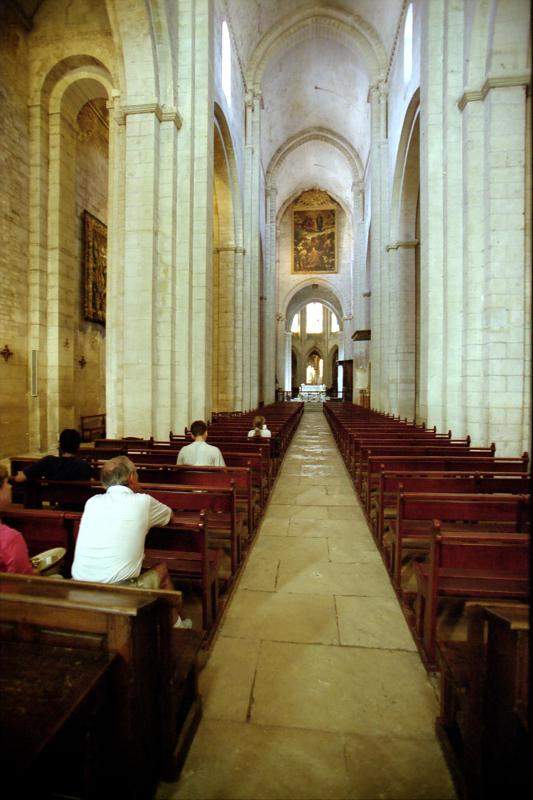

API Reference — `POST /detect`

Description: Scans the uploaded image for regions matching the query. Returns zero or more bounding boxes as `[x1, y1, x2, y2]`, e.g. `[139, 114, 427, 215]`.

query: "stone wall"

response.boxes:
[0, 13, 29, 458]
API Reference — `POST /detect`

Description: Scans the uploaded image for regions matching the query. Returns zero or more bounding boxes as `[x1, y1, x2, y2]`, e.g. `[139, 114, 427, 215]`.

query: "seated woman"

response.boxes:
[0, 464, 34, 575]
[247, 415, 272, 439]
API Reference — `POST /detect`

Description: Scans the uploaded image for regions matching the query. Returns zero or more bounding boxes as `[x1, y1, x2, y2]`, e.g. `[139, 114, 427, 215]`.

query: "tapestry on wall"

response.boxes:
[292, 190, 337, 274]
[83, 210, 106, 324]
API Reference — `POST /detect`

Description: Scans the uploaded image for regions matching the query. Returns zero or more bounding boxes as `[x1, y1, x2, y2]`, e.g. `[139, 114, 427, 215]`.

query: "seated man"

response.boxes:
[0, 464, 34, 575]
[72, 456, 172, 589]
[177, 420, 225, 467]
[14, 428, 92, 483]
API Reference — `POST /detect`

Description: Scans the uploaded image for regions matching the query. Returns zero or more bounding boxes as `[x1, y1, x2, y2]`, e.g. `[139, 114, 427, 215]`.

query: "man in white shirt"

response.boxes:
[177, 420, 226, 467]
[72, 456, 172, 587]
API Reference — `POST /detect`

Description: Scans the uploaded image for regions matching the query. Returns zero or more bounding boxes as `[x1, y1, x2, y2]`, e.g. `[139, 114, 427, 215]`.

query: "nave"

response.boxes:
[158, 411, 455, 800]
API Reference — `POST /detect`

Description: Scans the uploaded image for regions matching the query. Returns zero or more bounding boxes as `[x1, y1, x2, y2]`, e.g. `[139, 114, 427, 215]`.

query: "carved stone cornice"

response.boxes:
[458, 74, 530, 111]
[386, 240, 418, 251]
[116, 103, 182, 129]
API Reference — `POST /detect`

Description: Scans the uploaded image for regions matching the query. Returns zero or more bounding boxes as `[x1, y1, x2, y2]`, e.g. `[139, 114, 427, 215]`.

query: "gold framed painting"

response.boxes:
[292, 190, 337, 274]
[83, 210, 106, 324]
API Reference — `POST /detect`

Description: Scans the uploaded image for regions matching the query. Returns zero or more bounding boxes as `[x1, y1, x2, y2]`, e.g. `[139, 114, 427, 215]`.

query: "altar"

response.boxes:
[299, 383, 326, 402]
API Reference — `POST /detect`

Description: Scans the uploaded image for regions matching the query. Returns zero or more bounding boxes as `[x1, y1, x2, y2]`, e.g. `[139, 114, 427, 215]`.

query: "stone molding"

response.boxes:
[117, 103, 182, 129]
[266, 126, 364, 185]
[458, 74, 530, 111]
[213, 246, 245, 254]
[362, 291, 371, 297]
[386, 240, 419, 251]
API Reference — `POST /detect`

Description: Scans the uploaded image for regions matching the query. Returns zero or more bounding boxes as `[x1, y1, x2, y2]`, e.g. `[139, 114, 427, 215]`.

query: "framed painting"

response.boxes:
[292, 191, 337, 274]
[83, 210, 106, 324]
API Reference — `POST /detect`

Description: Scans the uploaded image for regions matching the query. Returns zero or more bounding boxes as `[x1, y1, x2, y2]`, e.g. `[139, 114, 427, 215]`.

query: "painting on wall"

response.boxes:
[292, 190, 337, 274]
[83, 210, 106, 324]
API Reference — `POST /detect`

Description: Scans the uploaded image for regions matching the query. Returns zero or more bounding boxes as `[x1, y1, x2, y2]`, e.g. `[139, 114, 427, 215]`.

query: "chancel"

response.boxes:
[0, 1, 530, 799]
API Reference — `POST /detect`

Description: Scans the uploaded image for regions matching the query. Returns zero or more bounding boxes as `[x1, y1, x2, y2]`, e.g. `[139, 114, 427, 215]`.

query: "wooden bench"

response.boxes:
[360, 454, 529, 515]
[436, 602, 530, 798]
[413, 525, 529, 666]
[0, 573, 201, 796]
[373, 472, 531, 548]
[80, 413, 106, 442]
[391, 492, 529, 589]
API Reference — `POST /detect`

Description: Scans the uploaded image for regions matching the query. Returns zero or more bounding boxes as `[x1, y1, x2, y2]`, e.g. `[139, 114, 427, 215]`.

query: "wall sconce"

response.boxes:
[78, 356, 87, 369]
[1, 345, 13, 362]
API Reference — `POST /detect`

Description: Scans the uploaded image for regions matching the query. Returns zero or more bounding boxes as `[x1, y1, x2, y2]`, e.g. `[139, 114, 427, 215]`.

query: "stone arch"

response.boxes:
[246, 4, 387, 91]
[390, 89, 420, 240]
[284, 282, 344, 333]
[212, 102, 243, 412]
[28, 56, 118, 449]
[266, 127, 364, 189]
[105, 0, 160, 104]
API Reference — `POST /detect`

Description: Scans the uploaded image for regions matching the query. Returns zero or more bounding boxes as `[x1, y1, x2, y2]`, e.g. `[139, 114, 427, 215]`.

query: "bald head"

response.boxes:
[100, 456, 137, 489]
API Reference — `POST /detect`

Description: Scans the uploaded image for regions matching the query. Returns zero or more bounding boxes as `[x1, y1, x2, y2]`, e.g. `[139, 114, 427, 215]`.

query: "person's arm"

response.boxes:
[6, 533, 34, 575]
[263, 430, 272, 438]
[215, 449, 226, 467]
[148, 495, 172, 527]
[176, 449, 185, 465]
[17, 456, 50, 482]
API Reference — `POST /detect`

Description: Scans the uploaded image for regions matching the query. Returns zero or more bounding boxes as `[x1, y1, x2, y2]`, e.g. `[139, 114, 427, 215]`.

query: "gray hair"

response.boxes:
[100, 456, 136, 488]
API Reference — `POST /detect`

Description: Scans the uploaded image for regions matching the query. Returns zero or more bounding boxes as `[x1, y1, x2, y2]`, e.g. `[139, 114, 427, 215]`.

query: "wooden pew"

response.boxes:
[146, 485, 243, 576]
[413, 525, 529, 666]
[391, 492, 529, 588]
[0, 507, 76, 574]
[436, 602, 530, 799]
[145, 513, 221, 631]
[360, 454, 529, 515]
[373, 472, 531, 548]
[0, 573, 201, 797]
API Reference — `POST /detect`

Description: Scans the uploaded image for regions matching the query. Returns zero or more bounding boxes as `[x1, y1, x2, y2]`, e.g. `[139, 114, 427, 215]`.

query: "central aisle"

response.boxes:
[159, 411, 456, 800]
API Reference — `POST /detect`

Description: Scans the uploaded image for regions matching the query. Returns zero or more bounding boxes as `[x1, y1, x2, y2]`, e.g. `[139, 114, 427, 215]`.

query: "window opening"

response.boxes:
[403, 4, 413, 83]
[222, 20, 232, 105]
[290, 313, 300, 334]
[306, 302, 323, 334]
[331, 313, 340, 333]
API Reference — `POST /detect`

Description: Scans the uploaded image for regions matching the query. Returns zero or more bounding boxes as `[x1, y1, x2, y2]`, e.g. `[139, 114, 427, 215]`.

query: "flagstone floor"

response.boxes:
[157, 411, 456, 800]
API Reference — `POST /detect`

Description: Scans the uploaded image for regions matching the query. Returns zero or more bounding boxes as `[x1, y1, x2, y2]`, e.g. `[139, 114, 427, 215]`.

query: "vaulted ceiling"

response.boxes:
[225, 0, 404, 210]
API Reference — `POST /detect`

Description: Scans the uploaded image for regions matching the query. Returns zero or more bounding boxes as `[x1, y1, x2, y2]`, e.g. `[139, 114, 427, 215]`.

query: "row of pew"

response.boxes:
[1, 402, 304, 797]
[323, 401, 530, 800]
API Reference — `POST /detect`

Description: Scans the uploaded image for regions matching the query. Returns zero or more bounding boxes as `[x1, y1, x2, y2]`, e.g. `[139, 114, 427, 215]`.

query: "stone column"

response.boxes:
[249, 91, 262, 408]
[263, 184, 277, 404]
[105, 96, 126, 438]
[283, 331, 292, 393]
[120, 106, 160, 437]
[368, 80, 388, 411]
[386, 241, 417, 419]
[482, 83, 530, 455]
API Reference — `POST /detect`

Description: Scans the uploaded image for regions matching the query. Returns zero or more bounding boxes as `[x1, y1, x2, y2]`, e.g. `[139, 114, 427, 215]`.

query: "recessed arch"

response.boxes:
[284, 282, 344, 333]
[267, 127, 364, 188]
[246, 4, 387, 91]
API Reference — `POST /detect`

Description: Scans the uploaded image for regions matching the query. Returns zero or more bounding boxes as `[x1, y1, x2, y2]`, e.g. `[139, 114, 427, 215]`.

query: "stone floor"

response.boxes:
[157, 411, 456, 800]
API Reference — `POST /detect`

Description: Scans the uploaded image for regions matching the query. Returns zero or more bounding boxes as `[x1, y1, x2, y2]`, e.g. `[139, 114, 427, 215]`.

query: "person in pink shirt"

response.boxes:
[0, 464, 34, 575]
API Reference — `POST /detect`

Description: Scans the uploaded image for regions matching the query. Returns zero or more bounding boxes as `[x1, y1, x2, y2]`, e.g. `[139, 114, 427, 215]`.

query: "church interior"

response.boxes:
[0, 0, 531, 798]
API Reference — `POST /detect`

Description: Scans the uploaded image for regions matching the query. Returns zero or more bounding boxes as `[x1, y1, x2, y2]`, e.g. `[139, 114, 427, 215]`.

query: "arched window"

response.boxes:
[403, 4, 413, 84]
[331, 313, 340, 333]
[222, 21, 232, 106]
[306, 302, 323, 334]
[290, 313, 300, 334]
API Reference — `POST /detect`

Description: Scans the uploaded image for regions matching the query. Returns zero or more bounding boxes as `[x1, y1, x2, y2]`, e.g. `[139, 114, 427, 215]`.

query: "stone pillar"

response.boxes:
[46, 105, 78, 446]
[105, 96, 126, 438]
[283, 331, 292, 393]
[27, 102, 50, 451]
[249, 91, 262, 408]
[482, 83, 530, 455]
[263, 184, 277, 404]
[120, 106, 160, 437]
[419, 0, 464, 433]
[386, 241, 417, 419]
[368, 80, 388, 411]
